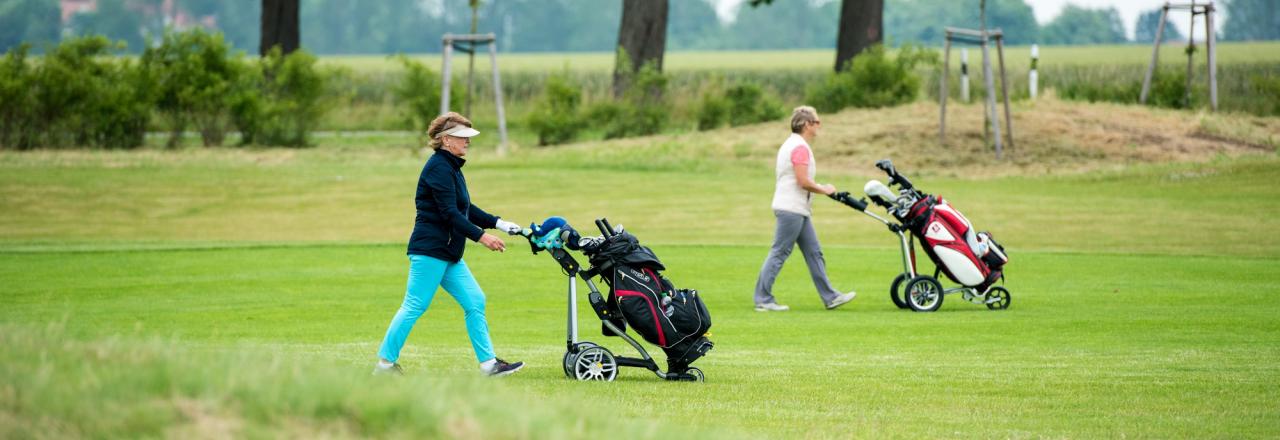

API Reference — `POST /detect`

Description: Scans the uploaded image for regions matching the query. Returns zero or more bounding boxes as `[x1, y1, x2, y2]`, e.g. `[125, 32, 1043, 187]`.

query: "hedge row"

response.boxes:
[0, 31, 328, 150]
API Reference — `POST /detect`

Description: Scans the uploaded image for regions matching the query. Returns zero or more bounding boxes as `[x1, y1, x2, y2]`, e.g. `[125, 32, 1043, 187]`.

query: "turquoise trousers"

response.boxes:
[377, 255, 495, 363]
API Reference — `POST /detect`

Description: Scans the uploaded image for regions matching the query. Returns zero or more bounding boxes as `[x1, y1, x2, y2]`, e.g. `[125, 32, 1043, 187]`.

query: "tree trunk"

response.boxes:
[834, 0, 883, 72]
[613, 0, 668, 97]
[260, 0, 300, 56]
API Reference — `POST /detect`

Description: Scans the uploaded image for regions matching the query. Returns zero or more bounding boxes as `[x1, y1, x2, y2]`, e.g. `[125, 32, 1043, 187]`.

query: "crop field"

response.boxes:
[320, 42, 1280, 73]
[3, 96, 1280, 437]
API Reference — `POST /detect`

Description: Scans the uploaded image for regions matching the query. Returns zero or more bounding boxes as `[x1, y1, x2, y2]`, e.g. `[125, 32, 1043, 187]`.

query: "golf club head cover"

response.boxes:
[529, 216, 569, 250]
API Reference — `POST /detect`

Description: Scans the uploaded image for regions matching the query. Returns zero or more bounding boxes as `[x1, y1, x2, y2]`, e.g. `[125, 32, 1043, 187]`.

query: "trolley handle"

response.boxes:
[828, 191, 868, 212]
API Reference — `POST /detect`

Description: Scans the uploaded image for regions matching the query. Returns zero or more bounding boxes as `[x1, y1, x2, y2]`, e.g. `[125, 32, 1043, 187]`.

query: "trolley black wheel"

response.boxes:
[686, 367, 705, 383]
[904, 276, 944, 312]
[562, 342, 598, 378]
[889, 273, 909, 309]
[571, 346, 618, 382]
[985, 286, 1011, 310]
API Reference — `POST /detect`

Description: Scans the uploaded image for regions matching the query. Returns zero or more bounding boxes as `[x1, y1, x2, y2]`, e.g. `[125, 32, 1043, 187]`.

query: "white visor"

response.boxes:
[438, 125, 480, 138]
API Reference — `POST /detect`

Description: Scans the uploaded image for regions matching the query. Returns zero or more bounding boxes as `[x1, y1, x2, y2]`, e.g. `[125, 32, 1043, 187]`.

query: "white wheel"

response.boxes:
[563, 342, 598, 378]
[905, 276, 944, 312]
[686, 367, 705, 382]
[572, 346, 617, 381]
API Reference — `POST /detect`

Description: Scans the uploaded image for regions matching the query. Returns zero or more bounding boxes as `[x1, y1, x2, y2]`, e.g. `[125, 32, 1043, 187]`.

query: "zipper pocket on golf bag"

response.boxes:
[614, 267, 709, 348]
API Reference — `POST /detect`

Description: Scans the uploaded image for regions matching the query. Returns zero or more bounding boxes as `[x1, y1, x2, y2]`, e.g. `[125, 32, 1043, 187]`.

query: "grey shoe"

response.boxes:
[754, 302, 790, 312]
[826, 291, 857, 310]
[372, 362, 404, 376]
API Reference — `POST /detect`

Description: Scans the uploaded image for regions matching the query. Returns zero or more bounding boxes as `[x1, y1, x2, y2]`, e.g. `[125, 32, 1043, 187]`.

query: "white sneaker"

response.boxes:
[826, 291, 857, 310]
[755, 302, 790, 312]
[372, 361, 404, 376]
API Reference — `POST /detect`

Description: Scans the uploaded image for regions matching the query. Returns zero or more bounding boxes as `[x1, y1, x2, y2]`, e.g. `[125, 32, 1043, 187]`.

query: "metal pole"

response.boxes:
[996, 35, 1014, 155]
[1029, 44, 1038, 99]
[981, 32, 1002, 157]
[487, 35, 508, 155]
[939, 35, 951, 145]
[960, 48, 970, 103]
[440, 35, 453, 116]
[568, 274, 578, 345]
[1140, 5, 1169, 104]
[1206, 3, 1218, 111]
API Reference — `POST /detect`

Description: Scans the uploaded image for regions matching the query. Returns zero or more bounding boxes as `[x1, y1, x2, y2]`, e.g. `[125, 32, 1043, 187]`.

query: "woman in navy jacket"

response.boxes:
[374, 112, 525, 376]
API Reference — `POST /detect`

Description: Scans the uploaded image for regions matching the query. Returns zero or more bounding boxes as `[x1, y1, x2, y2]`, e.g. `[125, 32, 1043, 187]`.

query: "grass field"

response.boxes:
[320, 42, 1280, 73]
[311, 42, 1280, 132]
[3, 99, 1280, 437]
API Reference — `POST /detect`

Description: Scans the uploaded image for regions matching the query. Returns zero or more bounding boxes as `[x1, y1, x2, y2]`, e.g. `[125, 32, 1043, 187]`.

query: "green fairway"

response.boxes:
[4, 244, 1279, 438]
[3, 112, 1280, 437]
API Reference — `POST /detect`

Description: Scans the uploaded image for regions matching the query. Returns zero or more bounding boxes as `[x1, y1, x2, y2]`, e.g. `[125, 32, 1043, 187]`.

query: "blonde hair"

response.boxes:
[426, 112, 473, 150]
[790, 106, 819, 134]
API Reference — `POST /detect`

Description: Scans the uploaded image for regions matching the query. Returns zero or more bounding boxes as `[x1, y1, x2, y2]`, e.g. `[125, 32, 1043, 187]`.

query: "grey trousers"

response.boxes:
[754, 210, 843, 306]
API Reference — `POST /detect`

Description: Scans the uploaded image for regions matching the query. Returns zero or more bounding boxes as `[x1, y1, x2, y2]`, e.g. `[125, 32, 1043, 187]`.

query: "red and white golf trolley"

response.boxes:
[830, 160, 1011, 312]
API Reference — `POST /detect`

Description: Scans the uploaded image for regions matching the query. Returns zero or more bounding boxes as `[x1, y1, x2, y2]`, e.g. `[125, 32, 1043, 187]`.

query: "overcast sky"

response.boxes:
[712, 0, 1224, 40]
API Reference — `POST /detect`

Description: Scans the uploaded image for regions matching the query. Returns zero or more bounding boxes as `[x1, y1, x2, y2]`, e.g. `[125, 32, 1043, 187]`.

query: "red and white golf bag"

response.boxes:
[903, 195, 1008, 292]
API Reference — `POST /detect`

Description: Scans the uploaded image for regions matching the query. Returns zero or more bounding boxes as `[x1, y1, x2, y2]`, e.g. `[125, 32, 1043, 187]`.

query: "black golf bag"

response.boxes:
[583, 230, 713, 374]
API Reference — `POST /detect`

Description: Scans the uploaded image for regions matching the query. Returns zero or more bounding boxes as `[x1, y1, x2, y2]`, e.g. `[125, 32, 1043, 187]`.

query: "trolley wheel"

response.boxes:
[889, 273, 909, 309]
[985, 286, 1011, 310]
[571, 346, 618, 382]
[905, 276, 944, 312]
[686, 367, 705, 383]
[562, 342, 598, 378]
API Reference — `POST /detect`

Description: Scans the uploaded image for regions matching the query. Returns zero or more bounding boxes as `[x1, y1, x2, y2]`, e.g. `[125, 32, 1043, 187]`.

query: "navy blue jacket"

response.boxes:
[407, 149, 498, 262]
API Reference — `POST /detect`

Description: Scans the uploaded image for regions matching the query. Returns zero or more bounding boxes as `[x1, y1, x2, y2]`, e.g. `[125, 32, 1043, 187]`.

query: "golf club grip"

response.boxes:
[600, 218, 615, 237]
[595, 219, 611, 237]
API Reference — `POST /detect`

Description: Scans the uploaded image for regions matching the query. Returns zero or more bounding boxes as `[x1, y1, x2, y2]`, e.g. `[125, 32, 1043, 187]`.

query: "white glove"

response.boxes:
[495, 219, 523, 235]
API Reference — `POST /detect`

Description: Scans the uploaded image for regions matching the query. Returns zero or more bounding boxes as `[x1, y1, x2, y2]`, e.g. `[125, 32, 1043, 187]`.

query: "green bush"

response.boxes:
[253, 47, 328, 147]
[0, 44, 38, 149]
[392, 55, 458, 135]
[806, 44, 937, 113]
[526, 71, 583, 145]
[696, 82, 782, 131]
[142, 29, 250, 147]
[591, 50, 670, 139]
[695, 89, 730, 131]
[0, 35, 152, 150]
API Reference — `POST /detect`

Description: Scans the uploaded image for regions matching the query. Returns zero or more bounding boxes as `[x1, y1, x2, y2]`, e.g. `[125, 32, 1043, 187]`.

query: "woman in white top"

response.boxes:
[753, 106, 857, 312]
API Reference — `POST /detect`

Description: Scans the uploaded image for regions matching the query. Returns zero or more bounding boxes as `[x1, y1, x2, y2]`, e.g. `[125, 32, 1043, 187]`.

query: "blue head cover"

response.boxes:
[529, 216, 569, 250]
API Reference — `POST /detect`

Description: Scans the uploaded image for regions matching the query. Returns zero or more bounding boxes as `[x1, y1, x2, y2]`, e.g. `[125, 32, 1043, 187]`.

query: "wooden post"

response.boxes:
[996, 34, 1014, 155]
[1206, 3, 1218, 111]
[981, 32, 1002, 157]
[939, 35, 951, 145]
[1140, 5, 1169, 104]
[487, 34, 509, 155]
[440, 34, 453, 116]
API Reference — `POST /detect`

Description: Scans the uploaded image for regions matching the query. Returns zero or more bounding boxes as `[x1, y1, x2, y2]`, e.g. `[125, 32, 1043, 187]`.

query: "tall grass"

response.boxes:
[0, 324, 720, 439]
[319, 43, 1280, 134]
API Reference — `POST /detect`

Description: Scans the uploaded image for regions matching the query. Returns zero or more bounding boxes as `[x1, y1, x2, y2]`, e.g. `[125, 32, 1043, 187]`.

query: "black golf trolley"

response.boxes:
[521, 218, 708, 382]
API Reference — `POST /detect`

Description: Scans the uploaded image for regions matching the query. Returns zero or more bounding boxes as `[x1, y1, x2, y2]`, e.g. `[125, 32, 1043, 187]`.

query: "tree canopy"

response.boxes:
[6, 0, 1276, 54]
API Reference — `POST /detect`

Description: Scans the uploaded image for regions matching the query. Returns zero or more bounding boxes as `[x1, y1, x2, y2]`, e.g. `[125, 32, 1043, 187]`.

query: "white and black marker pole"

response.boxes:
[1029, 44, 1039, 99]
[960, 47, 970, 103]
